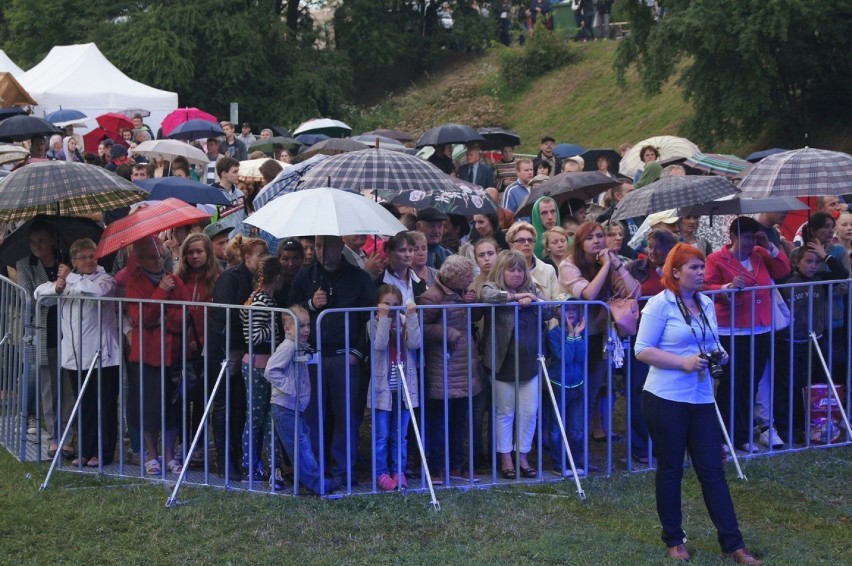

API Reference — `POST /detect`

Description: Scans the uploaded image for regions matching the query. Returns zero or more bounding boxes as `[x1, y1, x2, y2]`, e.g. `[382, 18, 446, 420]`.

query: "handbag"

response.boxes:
[772, 287, 791, 331]
[607, 295, 640, 337]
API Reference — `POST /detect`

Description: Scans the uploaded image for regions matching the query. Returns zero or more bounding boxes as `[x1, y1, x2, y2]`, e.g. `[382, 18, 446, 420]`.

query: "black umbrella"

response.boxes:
[516, 172, 622, 217]
[248, 136, 301, 154]
[378, 176, 499, 216]
[679, 195, 809, 217]
[0, 115, 61, 142]
[293, 138, 370, 163]
[269, 126, 292, 137]
[0, 215, 103, 266]
[0, 108, 29, 121]
[611, 175, 740, 221]
[415, 123, 485, 148]
[363, 129, 414, 143]
[477, 127, 521, 150]
[580, 148, 621, 173]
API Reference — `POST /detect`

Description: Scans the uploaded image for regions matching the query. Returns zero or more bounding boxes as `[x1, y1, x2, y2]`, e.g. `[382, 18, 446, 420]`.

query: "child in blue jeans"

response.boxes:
[266, 305, 337, 495]
[546, 297, 586, 476]
[369, 285, 421, 491]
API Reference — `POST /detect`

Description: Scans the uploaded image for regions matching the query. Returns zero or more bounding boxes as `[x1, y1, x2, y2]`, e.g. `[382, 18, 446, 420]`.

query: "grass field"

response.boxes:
[2, 446, 850, 564]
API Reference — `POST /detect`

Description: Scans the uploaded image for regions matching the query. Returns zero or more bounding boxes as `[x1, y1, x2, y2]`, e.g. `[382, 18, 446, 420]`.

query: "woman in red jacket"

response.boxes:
[704, 217, 790, 453]
[126, 237, 187, 476]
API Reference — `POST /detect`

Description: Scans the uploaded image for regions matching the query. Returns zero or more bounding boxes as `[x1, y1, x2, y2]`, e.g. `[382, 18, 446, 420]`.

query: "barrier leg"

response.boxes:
[398, 362, 440, 511]
[809, 332, 852, 440]
[538, 356, 587, 502]
[166, 360, 228, 508]
[714, 400, 747, 481]
[40, 353, 100, 491]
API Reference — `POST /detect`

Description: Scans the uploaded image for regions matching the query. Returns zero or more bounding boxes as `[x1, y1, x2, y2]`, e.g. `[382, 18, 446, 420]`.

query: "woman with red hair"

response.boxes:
[559, 221, 640, 442]
[634, 243, 762, 565]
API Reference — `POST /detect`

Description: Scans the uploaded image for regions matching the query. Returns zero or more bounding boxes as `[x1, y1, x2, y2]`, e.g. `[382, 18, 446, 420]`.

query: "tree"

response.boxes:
[614, 0, 852, 147]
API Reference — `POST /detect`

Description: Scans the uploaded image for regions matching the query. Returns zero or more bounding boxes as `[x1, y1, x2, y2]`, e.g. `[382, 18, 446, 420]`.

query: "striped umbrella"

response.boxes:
[0, 161, 147, 222]
[738, 147, 852, 198]
[611, 175, 740, 221]
[684, 152, 751, 178]
[253, 154, 330, 210]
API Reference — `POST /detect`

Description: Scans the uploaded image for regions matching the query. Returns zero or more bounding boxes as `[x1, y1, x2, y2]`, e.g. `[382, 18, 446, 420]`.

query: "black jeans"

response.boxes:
[717, 332, 771, 446]
[642, 392, 745, 552]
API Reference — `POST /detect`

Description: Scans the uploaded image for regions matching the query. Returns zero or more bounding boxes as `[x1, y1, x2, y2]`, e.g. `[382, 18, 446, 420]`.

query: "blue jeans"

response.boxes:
[373, 395, 411, 478]
[241, 363, 272, 474]
[642, 392, 745, 553]
[548, 385, 584, 470]
[271, 404, 328, 495]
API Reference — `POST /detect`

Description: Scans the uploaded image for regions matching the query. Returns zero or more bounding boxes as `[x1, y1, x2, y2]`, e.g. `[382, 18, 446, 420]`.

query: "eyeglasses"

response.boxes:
[513, 237, 535, 244]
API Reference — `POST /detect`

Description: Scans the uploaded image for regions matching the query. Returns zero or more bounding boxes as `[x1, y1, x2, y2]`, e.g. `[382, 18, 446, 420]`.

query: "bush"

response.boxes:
[494, 20, 575, 95]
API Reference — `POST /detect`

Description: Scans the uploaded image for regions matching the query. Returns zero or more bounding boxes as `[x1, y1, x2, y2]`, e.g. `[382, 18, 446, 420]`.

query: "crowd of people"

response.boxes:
[7, 118, 851, 565]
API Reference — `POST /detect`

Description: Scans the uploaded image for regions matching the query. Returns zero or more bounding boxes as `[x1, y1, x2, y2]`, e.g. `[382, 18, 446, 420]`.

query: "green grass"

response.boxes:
[2, 447, 850, 563]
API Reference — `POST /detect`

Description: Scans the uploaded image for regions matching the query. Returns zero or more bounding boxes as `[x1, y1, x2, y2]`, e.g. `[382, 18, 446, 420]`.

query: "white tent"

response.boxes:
[0, 50, 24, 77]
[19, 43, 178, 135]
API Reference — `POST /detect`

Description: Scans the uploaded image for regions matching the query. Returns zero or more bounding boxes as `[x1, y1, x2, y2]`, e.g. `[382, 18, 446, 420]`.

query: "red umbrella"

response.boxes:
[95, 197, 210, 259]
[96, 112, 134, 133]
[161, 107, 218, 137]
[83, 127, 129, 154]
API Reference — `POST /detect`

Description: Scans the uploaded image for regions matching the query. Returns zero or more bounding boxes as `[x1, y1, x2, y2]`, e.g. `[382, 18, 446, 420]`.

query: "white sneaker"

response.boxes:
[738, 442, 761, 453]
[27, 415, 37, 435]
[759, 427, 784, 449]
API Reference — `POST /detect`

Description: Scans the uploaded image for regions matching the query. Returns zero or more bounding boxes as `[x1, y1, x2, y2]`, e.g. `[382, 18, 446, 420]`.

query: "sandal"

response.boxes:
[71, 457, 88, 467]
[145, 458, 161, 475]
[519, 466, 537, 479]
[166, 459, 183, 474]
[86, 457, 100, 468]
[500, 468, 517, 480]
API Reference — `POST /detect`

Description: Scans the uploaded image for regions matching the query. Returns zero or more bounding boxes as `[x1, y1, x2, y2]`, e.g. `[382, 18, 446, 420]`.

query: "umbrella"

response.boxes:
[292, 118, 352, 139]
[415, 123, 485, 148]
[161, 107, 218, 137]
[269, 126, 292, 137]
[679, 195, 809, 217]
[0, 115, 61, 142]
[477, 127, 521, 150]
[168, 119, 225, 141]
[253, 154, 330, 210]
[118, 108, 151, 118]
[745, 148, 789, 163]
[611, 175, 740, 221]
[238, 158, 291, 182]
[738, 148, 852, 199]
[350, 135, 407, 150]
[82, 127, 128, 154]
[0, 215, 103, 266]
[293, 138, 370, 163]
[96, 112, 133, 133]
[95, 198, 211, 259]
[248, 136, 301, 154]
[298, 147, 461, 194]
[618, 135, 701, 178]
[133, 177, 232, 205]
[295, 133, 330, 147]
[683, 152, 751, 178]
[362, 129, 413, 143]
[580, 148, 621, 173]
[132, 139, 209, 167]
[245, 187, 405, 238]
[0, 161, 148, 222]
[0, 143, 30, 166]
[378, 176, 499, 216]
[0, 108, 28, 121]
[44, 109, 87, 124]
[553, 143, 586, 160]
[516, 172, 622, 217]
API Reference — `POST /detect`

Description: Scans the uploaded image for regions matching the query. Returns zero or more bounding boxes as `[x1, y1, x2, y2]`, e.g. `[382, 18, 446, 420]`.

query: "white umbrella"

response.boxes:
[292, 118, 352, 138]
[244, 187, 406, 238]
[132, 139, 209, 167]
[238, 158, 291, 182]
[0, 143, 30, 166]
[619, 135, 701, 178]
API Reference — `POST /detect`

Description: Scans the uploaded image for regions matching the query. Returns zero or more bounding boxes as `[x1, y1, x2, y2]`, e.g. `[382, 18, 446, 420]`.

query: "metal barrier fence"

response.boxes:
[1, 277, 850, 504]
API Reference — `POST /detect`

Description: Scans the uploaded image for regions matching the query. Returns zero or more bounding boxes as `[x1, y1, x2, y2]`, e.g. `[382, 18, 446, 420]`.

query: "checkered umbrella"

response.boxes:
[737, 147, 852, 198]
[683, 152, 751, 178]
[0, 161, 148, 222]
[95, 198, 210, 259]
[611, 175, 740, 221]
[253, 154, 330, 210]
[619, 135, 701, 178]
[297, 147, 460, 193]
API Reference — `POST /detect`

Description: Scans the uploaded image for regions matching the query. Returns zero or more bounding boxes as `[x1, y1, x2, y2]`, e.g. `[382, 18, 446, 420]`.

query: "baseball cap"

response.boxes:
[204, 222, 231, 240]
[541, 136, 555, 144]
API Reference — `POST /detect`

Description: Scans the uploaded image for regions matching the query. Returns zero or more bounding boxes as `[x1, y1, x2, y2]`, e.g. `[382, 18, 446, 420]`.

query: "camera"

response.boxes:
[700, 350, 725, 380]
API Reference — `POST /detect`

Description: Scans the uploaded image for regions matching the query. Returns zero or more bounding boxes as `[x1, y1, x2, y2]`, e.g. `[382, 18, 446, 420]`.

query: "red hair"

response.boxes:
[568, 221, 605, 281]
[661, 243, 706, 293]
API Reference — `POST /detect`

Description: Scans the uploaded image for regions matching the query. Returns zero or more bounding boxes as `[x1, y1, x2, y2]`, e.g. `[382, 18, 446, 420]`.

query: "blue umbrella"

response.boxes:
[295, 133, 330, 147]
[0, 108, 28, 121]
[553, 143, 587, 159]
[253, 154, 330, 210]
[44, 109, 87, 124]
[133, 177, 231, 205]
[745, 148, 789, 163]
[167, 119, 224, 141]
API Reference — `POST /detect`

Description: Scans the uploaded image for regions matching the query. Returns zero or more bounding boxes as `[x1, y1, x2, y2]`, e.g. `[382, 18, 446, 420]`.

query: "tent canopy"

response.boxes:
[0, 73, 37, 108]
[19, 43, 178, 134]
[0, 50, 24, 77]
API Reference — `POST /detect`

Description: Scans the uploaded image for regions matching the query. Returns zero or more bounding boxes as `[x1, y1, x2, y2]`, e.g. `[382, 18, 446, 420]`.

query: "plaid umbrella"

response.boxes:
[618, 135, 701, 178]
[516, 172, 621, 217]
[737, 148, 852, 198]
[298, 147, 460, 193]
[415, 123, 484, 148]
[95, 197, 210, 258]
[611, 175, 740, 221]
[0, 161, 147, 222]
[683, 152, 751, 178]
[253, 154, 330, 210]
[378, 176, 499, 216]
[0, 115, 61, 142]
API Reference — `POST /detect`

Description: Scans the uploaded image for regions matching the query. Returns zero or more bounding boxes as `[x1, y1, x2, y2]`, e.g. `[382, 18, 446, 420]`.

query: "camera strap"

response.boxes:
[675, 293, 709, 356]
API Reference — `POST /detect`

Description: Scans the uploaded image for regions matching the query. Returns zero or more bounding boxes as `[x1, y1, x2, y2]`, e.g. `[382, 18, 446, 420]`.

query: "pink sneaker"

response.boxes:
[377, 473, 397, 491]
[393, 472, 407, 489]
